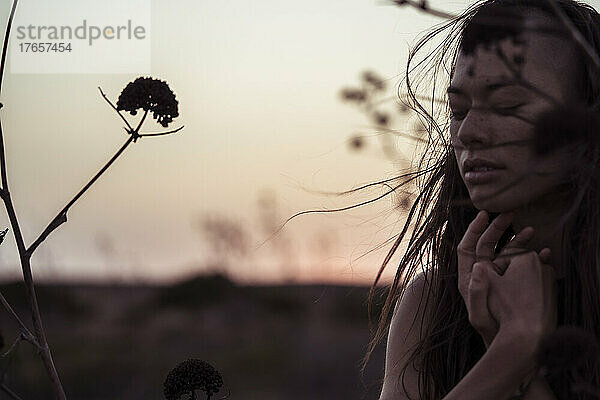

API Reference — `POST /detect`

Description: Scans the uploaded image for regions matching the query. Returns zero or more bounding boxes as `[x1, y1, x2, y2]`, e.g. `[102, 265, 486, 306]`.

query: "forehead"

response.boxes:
[451, 14, 580, 98]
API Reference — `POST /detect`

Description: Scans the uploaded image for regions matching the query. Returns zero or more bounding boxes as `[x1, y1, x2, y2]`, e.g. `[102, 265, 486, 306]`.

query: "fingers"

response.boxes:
[493, 226, 535, 275]
[458, 210, 488, 262]
[476, 211, 515, 261]
[458, 211, 489, 296]
[502, 226, 534, 251]
[539, 247, 552, 264]
[467, 263, 496, 337]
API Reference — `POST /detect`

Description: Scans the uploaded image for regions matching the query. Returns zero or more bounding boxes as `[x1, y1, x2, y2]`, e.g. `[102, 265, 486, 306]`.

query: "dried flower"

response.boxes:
[362, 71, 385, 91]
[349, 135, 364, 150]
[373, 111, 389, 127]
[163, 359, 223, 400]
[398, 103, 409, 114]
[340, 88, 367, 103]
[116, 77, 179, 128]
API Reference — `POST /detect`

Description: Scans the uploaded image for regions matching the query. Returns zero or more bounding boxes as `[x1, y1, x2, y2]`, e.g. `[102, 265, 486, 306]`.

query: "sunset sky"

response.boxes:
[0, 0, 583, 285]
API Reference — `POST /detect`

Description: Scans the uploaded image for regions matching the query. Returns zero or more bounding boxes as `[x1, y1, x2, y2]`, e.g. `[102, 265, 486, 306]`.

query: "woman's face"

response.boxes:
[450, 15, 580, 212]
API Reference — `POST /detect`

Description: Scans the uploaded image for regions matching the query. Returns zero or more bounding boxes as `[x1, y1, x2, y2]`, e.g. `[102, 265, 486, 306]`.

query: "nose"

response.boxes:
[453, 109, 492, 151]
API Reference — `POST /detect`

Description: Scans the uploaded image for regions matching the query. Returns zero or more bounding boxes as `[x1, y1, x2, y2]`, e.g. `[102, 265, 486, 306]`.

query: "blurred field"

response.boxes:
[0, 273, 387, 399]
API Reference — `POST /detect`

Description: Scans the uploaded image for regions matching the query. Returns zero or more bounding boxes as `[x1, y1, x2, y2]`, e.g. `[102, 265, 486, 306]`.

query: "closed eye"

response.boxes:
[492, 104, 524, 115]
[450, 104, 524, 120]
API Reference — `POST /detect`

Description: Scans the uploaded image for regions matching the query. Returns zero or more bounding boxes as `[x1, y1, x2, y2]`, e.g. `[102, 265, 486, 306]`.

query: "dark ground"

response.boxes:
[0, 274, 388, 400]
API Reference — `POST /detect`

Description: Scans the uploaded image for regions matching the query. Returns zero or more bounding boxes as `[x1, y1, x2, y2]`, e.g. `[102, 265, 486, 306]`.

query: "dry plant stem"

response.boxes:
[0, 179, 67, 400]
[139, 125, 184, 137]
[97, 87, 133, 132]
[0, 0, 17, 96]
[27, 134, 135, 257]
[1, 383, 23, 400]
[388, 0, 457, 19]
[0, 1, 67, 399]
[0, 292, 38, 347]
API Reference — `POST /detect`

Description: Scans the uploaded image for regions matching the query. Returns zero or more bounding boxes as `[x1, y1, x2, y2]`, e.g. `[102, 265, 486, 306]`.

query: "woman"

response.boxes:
[364, 0, 600, 399]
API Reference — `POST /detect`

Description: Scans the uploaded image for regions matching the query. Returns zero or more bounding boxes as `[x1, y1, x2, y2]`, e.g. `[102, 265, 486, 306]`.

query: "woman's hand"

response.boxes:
[457, 210, 542, 348]
[485, 248, 558, 347]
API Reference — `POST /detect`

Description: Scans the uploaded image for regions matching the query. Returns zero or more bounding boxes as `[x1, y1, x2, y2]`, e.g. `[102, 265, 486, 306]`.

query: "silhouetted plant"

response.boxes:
[163, 359, 224, 400]
[0, 2, 183, 398]
[116, 76, 180, 128]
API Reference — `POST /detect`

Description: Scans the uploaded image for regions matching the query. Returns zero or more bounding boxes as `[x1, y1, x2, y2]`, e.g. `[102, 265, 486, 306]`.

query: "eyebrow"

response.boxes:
[446, 81, 523, 95]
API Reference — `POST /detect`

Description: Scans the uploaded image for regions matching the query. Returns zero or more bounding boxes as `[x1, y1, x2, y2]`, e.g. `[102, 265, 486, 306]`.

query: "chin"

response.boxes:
[471, 195, 521, 213]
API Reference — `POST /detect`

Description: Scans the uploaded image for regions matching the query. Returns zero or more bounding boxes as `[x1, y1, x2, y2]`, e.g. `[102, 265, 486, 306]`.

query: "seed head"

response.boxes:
[116, 77, 179, 128]
[340, 88, 367, 103]
[163, 359, 223, 400]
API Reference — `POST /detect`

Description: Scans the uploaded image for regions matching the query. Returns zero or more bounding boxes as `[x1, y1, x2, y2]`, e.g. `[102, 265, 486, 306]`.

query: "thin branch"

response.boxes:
[27, 135, 135, 257]
[0, 1, 67, 395]
[98, 87, 133, 132]
[138, 125, 184, 138]
[387, 0, 457, 19]
[0, 292, 38, 348]
[1, 335, 22, 359]
[133, 109, 148, 134]
[0, 383, 23, 400]
[0, 0, 18, 98]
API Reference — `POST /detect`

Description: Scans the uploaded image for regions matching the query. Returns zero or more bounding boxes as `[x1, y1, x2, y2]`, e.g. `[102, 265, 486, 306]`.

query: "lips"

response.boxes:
[462, 158, 506, 185]
[463, 158, 505, 172]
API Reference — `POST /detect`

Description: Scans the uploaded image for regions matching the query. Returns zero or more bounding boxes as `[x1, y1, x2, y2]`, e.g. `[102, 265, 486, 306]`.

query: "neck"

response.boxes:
[510, 192, 573, 278]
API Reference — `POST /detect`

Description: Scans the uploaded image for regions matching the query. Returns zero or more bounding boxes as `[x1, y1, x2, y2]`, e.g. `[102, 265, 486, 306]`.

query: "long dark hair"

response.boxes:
[361, 0, 600, 398]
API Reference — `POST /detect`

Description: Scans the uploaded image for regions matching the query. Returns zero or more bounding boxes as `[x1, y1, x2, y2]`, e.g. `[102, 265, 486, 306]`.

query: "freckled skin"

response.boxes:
[450, 13, 580, 213]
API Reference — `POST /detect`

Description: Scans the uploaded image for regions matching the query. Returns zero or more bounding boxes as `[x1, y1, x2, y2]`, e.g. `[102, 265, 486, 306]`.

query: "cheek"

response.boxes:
[518, 151, 570, 191]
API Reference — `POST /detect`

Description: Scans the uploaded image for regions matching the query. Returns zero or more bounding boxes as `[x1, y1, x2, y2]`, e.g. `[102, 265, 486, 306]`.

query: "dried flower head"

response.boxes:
[373, 111, 389, 127]
[116, 77, 179, 128]
[349, 135, 364, 150]
[362, 70, 386, 91]
[340, 88, 367, 103]
[163, 359, 223, 400]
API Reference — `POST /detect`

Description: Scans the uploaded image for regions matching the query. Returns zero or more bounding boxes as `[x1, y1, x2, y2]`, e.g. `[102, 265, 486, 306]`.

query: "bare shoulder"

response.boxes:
[379, 272, 432, 400]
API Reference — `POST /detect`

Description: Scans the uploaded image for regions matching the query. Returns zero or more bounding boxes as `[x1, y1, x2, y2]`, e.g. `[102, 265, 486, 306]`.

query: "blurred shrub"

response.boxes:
[240, 286, 307, 318]
[154, 273, 235, 309]
[331, 288, 384, 324]
[0, 282, 89, 318]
